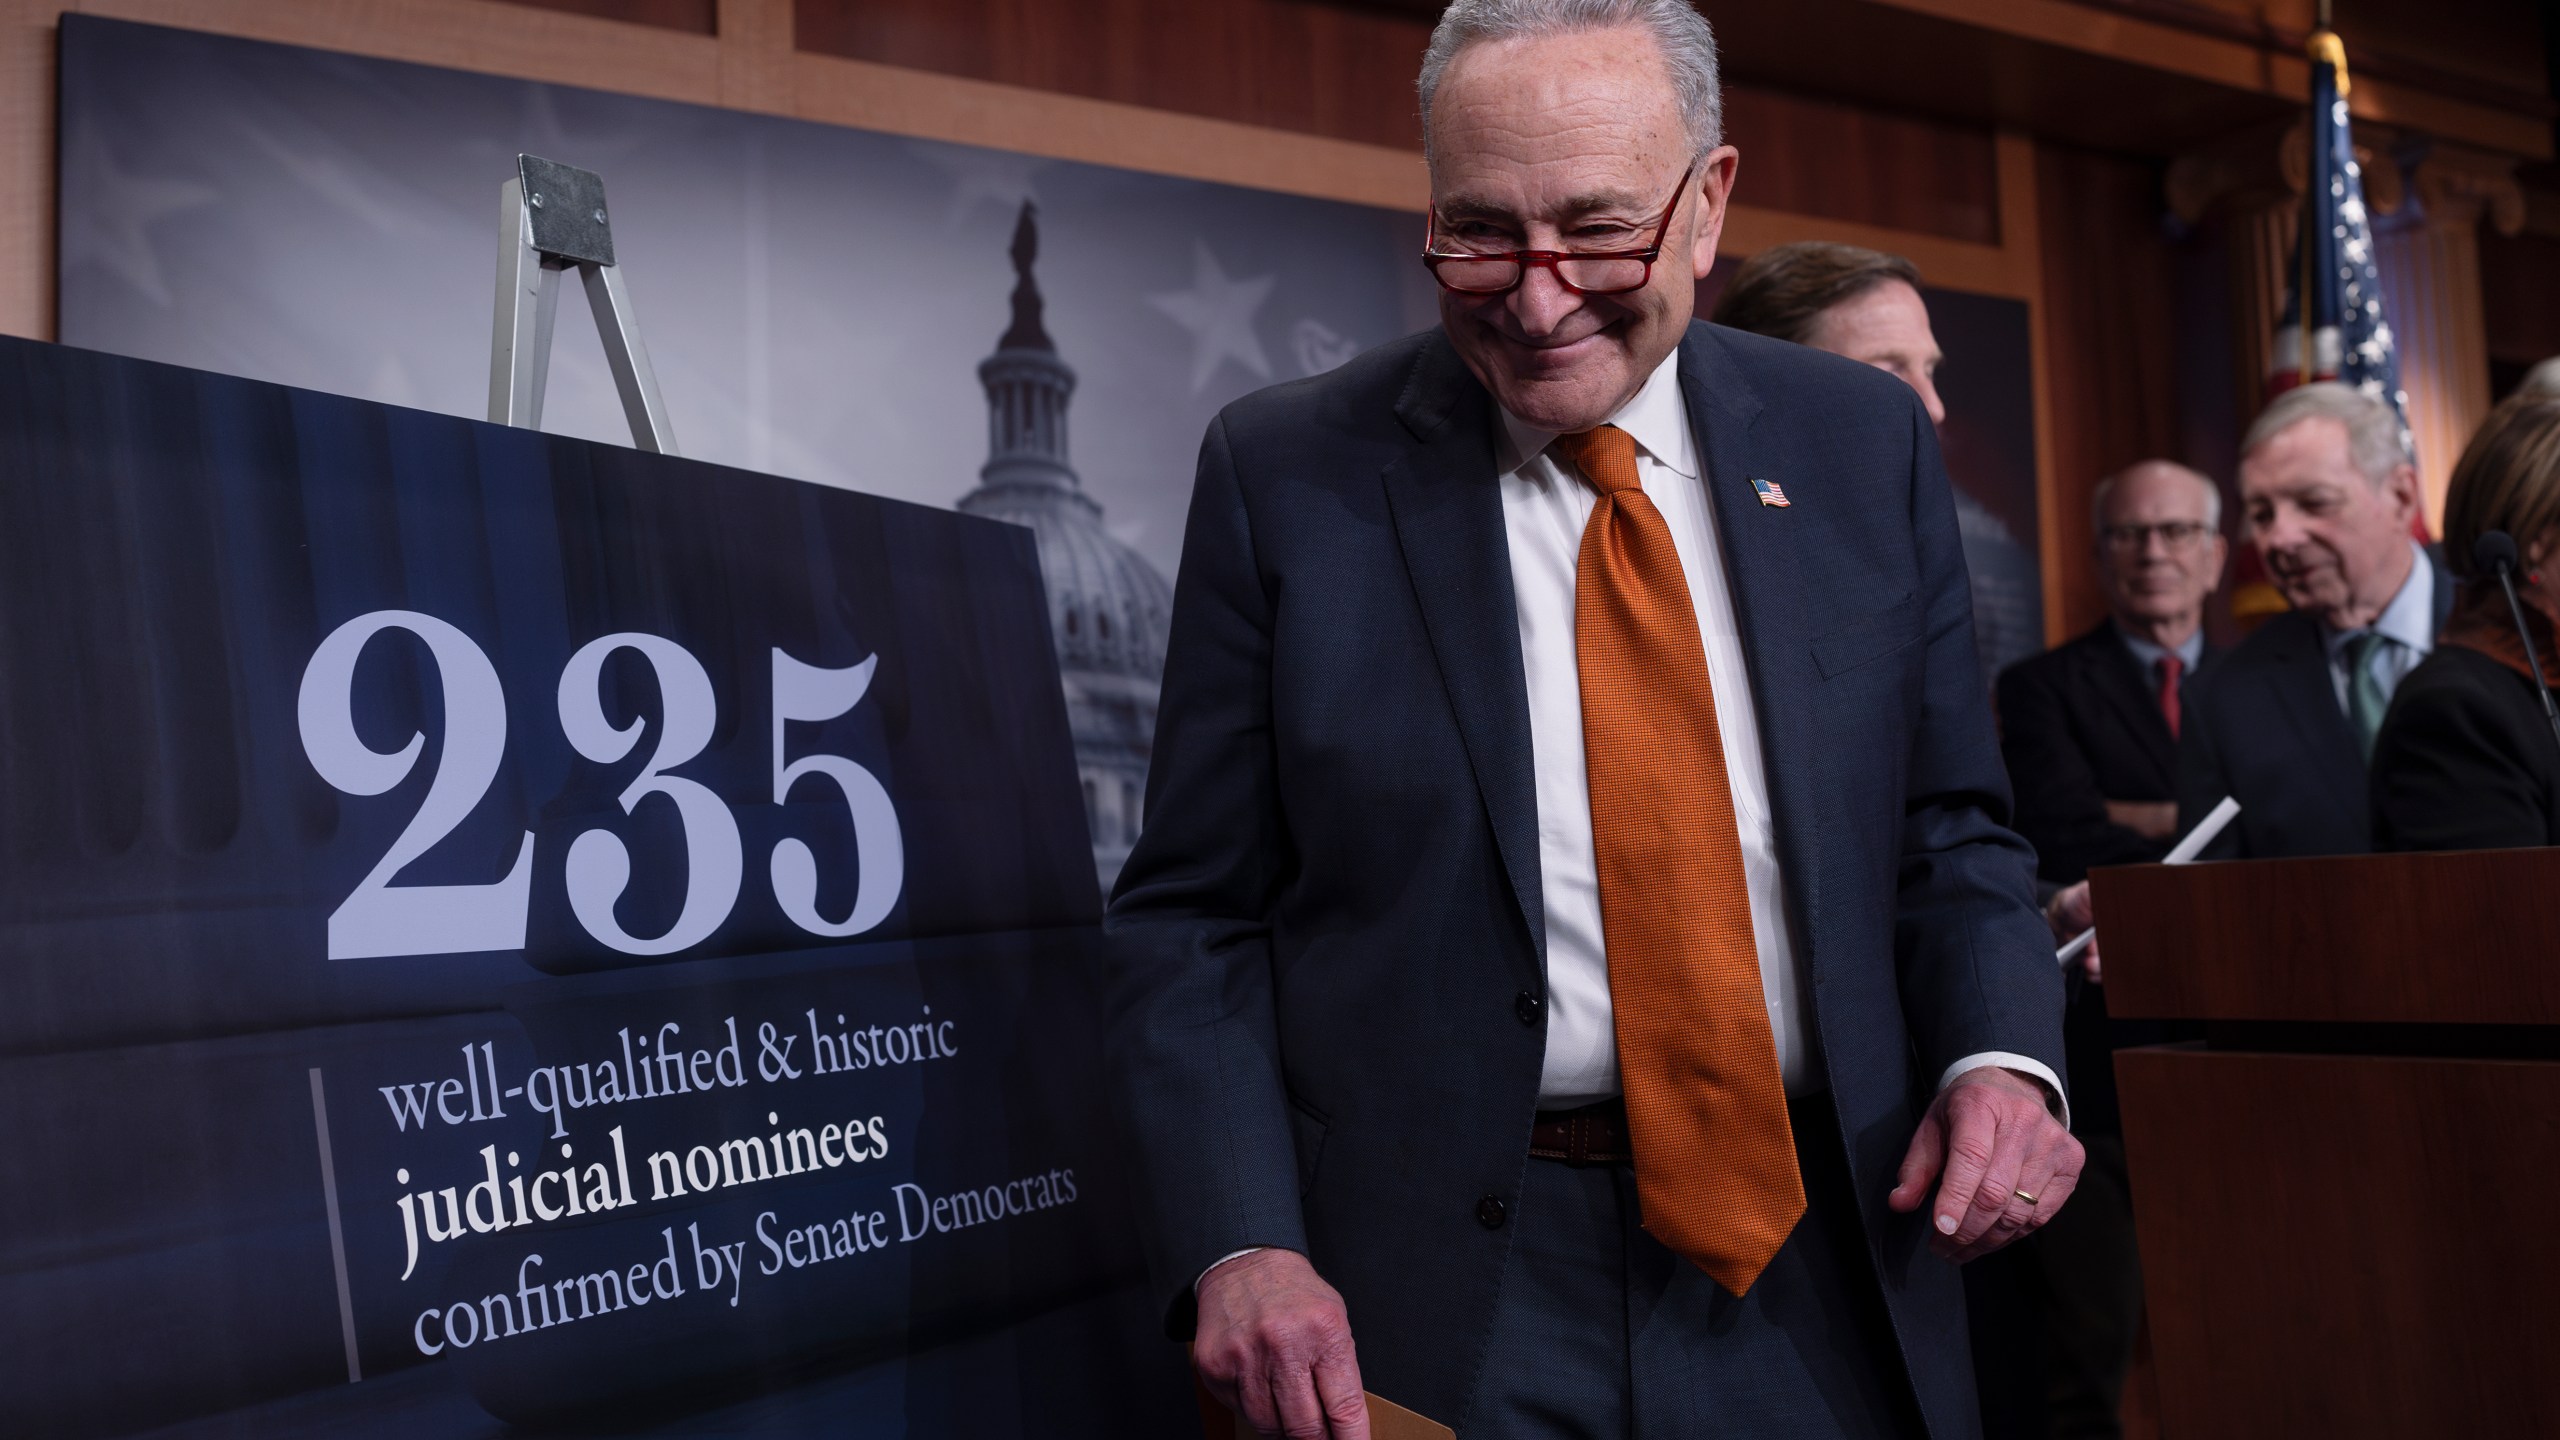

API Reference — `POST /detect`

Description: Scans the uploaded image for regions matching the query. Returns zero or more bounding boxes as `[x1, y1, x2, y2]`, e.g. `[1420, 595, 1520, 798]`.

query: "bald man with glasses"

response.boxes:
[1101, 3, 2076, 1435]
[2000, 463, 2229, 888]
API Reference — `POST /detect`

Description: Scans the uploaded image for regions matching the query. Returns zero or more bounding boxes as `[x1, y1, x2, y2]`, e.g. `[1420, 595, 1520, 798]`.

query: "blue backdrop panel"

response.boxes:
[0, 336, 1185, 1437]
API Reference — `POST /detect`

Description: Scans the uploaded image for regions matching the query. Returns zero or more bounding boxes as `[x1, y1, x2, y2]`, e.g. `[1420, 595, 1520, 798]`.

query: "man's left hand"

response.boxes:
[1886, 1068, 2083, 1263]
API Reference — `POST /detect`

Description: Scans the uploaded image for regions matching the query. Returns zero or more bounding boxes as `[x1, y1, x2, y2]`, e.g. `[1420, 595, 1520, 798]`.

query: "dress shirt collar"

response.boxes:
[2321, 539, 2435, 660]
[1494, 348, 1696, 482]
[2116, 622, 2204, 676]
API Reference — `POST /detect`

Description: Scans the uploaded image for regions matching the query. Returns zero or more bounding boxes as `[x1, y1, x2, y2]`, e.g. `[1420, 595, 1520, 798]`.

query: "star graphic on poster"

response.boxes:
[59, 123, 218, 307]
[1149, 242, 1275, 393]
[229, 115, 414, 239]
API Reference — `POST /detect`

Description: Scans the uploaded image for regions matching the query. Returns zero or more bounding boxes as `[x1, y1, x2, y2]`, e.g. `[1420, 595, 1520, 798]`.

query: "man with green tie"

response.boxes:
[2175, 381, 2453, 858]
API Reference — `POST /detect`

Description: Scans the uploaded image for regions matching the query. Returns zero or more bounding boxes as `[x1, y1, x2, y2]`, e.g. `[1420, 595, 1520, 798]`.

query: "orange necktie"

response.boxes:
[1556, 424, 1804, 1296]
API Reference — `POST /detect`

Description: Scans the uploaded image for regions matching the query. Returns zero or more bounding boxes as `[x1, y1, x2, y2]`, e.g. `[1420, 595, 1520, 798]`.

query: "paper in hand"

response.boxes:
[1198, 1387, 1454, 1440]
[2056, 795, 2240, 966]
[1361, 1391, 1458, 1439]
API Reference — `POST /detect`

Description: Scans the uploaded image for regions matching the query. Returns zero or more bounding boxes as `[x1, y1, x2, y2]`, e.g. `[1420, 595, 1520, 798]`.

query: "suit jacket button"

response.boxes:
[1514, 990, 1543, 1026]
[1476, 1195, 1507, 1230]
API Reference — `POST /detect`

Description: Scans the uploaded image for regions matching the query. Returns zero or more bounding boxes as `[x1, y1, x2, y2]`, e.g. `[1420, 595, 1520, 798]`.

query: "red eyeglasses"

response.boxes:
[1421, 162, 1698, 297]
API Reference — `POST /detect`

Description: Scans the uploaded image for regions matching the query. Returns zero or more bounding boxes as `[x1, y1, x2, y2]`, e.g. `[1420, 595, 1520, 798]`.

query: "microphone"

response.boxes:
[2470, 529, 2560, 759]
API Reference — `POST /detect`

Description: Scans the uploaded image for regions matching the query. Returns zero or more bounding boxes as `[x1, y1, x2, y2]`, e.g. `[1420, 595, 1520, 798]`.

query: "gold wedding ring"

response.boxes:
[2013, 1188, 2038, 1205]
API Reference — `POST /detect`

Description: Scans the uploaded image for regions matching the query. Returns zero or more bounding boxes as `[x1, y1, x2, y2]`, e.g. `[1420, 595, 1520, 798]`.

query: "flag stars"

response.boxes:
[2284, 76, 2404, 448]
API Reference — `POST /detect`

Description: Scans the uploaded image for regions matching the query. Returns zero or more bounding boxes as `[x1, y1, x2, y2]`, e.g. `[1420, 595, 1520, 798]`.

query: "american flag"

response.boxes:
[1750, 476, 1790, 508]
[2233, 27, 2417, 622]
[2266, 29, 2412, 454]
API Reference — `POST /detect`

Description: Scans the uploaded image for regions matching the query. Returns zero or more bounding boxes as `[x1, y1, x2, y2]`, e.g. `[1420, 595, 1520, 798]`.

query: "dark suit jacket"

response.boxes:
[2373, 642, 2560, 850]
[1101, 323, 2064, 1438]
[1995, 620, 2217, 1137]
[2177, 550, 2455, 858]
[1997, 619, 2217, 886]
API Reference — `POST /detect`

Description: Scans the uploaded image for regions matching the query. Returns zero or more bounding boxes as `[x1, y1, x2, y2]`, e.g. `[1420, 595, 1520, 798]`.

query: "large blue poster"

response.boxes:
[0, 335, 1190, 1436]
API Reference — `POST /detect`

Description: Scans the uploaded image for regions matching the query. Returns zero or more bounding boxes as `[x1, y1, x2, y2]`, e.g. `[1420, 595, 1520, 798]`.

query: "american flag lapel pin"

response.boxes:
[1749, 476, 1791, 508]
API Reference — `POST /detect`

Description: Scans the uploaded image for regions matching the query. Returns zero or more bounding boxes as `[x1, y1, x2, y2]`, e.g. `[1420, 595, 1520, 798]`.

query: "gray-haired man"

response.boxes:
[1104, 1, 2078, 1436]
[2173, 381, 2451, 858]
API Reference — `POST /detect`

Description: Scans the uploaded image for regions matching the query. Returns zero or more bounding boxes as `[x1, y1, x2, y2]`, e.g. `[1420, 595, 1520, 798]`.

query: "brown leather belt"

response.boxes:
[1528, 1098, 1634, 1165]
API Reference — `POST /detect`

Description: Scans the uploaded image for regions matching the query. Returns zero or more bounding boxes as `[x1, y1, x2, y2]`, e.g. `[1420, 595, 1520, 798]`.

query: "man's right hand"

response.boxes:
[1192, 1248, 1370, 1440]
[2045, 880, 2100, 982]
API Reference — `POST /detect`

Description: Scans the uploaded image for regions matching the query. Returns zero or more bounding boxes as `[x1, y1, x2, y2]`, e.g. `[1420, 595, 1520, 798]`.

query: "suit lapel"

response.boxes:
[1380, 336, 1546, 956]
[2263, 614, 2366, 793]
[1675, 328, 1828, 943]
[2079, 626, 2179, 788]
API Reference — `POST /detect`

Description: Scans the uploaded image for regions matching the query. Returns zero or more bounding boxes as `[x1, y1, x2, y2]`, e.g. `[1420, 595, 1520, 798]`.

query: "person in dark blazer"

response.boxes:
[2177, 382, 2454, 858]
[1101, 4, 2080, 1437]
[1993, 460, 2224, 1439]
[2374, 394, 2560, 850]
[2001, 462, 2229, 885]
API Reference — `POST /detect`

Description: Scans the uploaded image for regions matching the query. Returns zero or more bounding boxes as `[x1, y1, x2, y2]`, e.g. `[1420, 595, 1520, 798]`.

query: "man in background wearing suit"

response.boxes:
[2001, 462, 2227, 885]
[2177, 382, 2451, 858]
[1102, 2, 2080, 1436]
[1710, 238, 2071, 1440]
[1995, 461, 2225, 1439]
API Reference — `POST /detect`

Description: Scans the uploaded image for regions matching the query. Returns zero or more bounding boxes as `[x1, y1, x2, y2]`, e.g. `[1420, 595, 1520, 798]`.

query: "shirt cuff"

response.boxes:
[1196, 1246, 1269, 1293]
[1939, 1052, 2071, 1132]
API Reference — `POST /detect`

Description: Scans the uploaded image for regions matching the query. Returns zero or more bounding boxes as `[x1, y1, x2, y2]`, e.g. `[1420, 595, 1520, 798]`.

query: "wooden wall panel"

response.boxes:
[2033, 139, 2182, 641]
[2481, 227, 2560, 375]
[0, 0, 51, 344]
[2327, 0, 2552, 108]
[792, 0, 1435, 152]
[1721, 87, 1999, 246]
[2378, 213, 2498, 532]
[2057, 0, 2551, 106]
[495, 0, 713, 33]
[793, 0, 2012, 246]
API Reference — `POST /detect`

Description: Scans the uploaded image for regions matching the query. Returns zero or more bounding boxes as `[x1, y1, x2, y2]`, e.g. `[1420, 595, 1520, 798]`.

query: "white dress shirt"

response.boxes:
[2321, 539, 2435, 712]
[1494, 350, 2064, 1116]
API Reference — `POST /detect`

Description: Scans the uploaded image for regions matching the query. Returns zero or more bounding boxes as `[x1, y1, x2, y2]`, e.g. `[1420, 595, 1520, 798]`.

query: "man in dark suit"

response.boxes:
[1995, 460, 2226, 1439]
[2002, 462, 2227, 889]
[2175, 382, 2452, 858]
[1101, 3, 2079, 1436]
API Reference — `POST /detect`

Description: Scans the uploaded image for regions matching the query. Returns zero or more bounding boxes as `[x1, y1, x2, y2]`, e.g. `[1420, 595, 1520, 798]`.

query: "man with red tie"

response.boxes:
[1998, 463, 2229, 887]
[1992, 460, 2225, 1437]
[1100, 2, 2079, 1435]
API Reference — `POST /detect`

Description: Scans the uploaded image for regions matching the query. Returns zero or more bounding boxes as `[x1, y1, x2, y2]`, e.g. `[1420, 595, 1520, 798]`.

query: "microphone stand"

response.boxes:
[2487, 557, 2560, 758]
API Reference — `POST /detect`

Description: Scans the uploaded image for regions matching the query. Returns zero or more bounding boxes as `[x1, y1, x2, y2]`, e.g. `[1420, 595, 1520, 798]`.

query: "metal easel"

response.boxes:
[487, 154, 677, 454]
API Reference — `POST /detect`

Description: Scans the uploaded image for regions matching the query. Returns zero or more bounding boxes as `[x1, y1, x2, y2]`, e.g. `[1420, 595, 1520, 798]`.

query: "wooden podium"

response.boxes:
[2094, 849, 2560, 1437]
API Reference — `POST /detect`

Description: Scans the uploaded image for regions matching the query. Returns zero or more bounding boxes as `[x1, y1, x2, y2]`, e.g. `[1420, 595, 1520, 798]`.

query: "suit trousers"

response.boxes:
[1463, 1095, 1931, 1439]
[2016, 1134, 2142, 1439]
